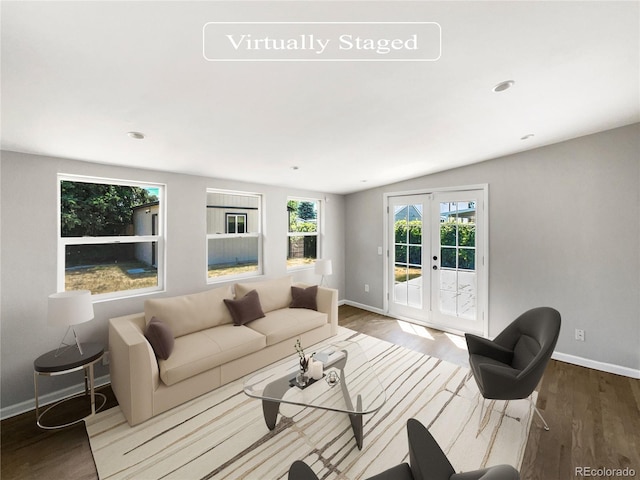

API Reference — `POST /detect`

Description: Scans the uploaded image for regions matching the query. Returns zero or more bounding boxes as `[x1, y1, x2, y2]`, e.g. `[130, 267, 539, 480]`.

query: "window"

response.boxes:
[207, 190, 262, 280]
[58, 175, 165, 299]
[287, 198, 320, 269]
[226, 213, 247, 234]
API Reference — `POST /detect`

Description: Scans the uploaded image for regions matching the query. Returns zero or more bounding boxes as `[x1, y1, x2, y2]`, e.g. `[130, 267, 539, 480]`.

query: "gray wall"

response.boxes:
[0, 151, 345, 413]
[345, 124, 640, 372]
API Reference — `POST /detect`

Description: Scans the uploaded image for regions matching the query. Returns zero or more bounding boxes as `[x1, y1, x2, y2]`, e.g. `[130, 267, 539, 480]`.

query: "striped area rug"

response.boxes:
[86, 328, 535, 479]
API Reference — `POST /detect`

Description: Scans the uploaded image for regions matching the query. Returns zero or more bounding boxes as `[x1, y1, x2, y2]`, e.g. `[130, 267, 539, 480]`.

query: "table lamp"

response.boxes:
[314, 259, 333, 286]
[48, 290, 94, 356]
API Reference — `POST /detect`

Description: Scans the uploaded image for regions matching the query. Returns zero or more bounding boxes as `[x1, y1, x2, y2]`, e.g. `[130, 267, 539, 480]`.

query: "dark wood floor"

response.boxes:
[2, 305, 639, 480]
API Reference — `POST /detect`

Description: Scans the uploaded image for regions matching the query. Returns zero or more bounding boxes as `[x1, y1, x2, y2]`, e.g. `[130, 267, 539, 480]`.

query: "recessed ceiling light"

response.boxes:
[127, 131, 145, 140]
[521, 133, 535, 140]
[493, 80, 515, 93]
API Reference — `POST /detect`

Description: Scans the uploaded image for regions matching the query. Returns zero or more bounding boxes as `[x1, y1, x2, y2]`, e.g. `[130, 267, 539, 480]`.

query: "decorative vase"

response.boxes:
[296, 367, 309, 387]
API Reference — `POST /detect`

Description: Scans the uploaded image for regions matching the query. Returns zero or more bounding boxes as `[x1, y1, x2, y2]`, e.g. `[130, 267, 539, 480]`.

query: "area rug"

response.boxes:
[86, 328, 535, 479]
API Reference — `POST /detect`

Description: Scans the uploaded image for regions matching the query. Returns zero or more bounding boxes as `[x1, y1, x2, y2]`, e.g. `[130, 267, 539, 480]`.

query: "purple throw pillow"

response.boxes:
[224, 289, 266, 326]
[289, 285, 318, 311]
[144, 316, 175, 360]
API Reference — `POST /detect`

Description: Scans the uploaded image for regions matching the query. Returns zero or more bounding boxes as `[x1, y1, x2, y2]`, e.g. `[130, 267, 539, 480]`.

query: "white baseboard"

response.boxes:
[341, 301, 640, 379]
[552, 352, 640, 379]
[1, 374, 111, 421]
[342, 299, 386, 316]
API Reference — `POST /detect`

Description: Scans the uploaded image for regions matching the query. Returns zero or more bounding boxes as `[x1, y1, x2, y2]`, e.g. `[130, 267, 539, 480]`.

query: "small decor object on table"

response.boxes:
[294, 338, 312, 387]
[325, 370, 340, 387]
[308, 358, 323, 380]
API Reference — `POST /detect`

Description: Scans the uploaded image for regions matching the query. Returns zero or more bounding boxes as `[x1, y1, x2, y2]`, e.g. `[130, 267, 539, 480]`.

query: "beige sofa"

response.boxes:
[109, 276, 338, 426]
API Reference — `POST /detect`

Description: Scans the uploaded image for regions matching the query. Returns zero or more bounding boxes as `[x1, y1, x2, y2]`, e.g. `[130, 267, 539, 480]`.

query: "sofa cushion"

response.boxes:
[246, 307, 327, 346]
[144, 286, 234, 338]
[159, 325, 266, 386]
[144, 317, 175, 360]
[235, 276, 292, 313]
[224, 289, 266, 326]
[290, 285, 318, 311]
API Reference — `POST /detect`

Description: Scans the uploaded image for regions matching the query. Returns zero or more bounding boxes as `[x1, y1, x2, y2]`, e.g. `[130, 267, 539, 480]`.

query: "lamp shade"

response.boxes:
[48, 290, 94, 327]
[314, 259, 333, 276]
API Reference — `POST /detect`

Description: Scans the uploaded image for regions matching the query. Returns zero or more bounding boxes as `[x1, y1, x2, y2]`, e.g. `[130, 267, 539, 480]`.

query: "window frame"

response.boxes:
[57, 174, 166, 301]
[225, 213, 248, 234]
[286, 197, 321, 270]
[206, 188, 263, 283]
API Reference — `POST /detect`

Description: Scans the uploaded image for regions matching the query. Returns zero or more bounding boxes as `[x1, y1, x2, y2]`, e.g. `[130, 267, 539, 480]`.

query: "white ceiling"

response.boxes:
[2, 1, 639, 194]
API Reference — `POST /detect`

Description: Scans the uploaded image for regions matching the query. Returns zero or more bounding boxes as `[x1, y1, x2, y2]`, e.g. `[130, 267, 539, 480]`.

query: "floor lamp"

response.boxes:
[315, 259, 333, 287]
[48, 290, 94, 357]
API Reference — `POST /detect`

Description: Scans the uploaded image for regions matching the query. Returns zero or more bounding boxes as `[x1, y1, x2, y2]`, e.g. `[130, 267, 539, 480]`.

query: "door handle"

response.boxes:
[433, 265, 438, 270]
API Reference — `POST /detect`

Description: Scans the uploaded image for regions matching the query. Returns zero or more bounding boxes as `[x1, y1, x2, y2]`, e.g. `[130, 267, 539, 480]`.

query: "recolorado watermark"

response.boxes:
[202, 22, 441, 61]
[575, 466, 636, 477]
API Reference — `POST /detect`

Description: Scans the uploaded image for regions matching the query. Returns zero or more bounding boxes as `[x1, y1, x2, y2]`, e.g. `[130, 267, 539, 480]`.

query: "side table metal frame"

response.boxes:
[34, 354, 107, 430]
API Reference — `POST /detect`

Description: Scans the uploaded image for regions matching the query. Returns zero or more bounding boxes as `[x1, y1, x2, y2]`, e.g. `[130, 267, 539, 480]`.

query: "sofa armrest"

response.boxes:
[316, 286, 338, 336]
[108, 313, 159, 425]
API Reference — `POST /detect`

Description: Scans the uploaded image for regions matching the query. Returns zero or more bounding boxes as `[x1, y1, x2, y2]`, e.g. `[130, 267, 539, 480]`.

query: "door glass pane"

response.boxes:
[408, 246, 421, 265]
[393, 202, 422, 309]
[408, 221, 422, 244]
[458, 224, 475, 246]
[395, 205, 408, 242]
[441, 247, 456, 268]
[437, 200, 477, 319]
[458, 248, 475, 270]
[440, 223, 456, 246]
[457, 271, 477, 320]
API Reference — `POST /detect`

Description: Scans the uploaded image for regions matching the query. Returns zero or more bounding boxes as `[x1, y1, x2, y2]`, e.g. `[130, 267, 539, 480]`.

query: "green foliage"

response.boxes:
[61, 181, 157, 236]
[394, 220, 476, 270]
[297, 201, 316, 221]
[394, 220, 422, 264]
[394, 220, 422, 244]
[288, 200, 317, 233]
[440, 223, 476, 269]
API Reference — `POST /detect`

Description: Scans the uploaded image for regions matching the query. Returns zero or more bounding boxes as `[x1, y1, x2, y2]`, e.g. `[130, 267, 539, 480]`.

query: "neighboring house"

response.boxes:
[441, 207, 476, 223]
[132, 201, 159, 267]
[206, 191, 259, 268]
[395, 203, 476, 223]
[394, 204, 422, 222]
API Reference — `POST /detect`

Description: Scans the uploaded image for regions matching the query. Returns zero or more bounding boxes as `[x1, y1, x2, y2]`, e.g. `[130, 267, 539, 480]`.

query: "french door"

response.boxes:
[387, 189, 486, 335]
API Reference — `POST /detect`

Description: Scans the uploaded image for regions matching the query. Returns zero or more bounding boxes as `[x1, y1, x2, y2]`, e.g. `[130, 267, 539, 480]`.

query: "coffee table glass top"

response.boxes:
[243, 340, 386, 415]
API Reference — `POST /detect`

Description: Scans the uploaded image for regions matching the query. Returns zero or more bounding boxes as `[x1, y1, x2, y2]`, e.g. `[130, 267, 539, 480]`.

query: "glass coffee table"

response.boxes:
[243, 340, 386, 450]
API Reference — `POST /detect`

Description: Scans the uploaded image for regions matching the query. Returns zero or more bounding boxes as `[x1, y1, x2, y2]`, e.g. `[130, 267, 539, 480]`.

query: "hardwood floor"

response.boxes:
[2, 305, 639, 480]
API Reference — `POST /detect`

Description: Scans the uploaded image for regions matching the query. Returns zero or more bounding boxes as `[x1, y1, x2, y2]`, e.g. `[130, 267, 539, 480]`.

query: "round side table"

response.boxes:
[33, 342, 107, 429]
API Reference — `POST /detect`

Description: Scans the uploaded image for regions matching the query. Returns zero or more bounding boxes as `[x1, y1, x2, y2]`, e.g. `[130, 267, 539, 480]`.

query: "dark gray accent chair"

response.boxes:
[465, 307, 561, 431]
[288, 418, 519, 480]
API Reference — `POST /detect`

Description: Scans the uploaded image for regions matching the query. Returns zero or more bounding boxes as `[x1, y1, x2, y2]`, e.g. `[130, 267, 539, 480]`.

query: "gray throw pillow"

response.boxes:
[144, 316, 175, 360]
[289, 285, 318, 311]
[224, 289, 266, 326]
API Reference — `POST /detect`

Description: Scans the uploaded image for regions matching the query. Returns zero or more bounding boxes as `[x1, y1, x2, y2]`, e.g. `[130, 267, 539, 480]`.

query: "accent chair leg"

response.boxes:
[477, 396, 485, 436]
[530, 396, 550, 431]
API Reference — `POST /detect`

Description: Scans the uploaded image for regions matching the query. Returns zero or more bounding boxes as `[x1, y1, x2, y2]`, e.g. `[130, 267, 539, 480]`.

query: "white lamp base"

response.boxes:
[55, 326, 84, 357]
